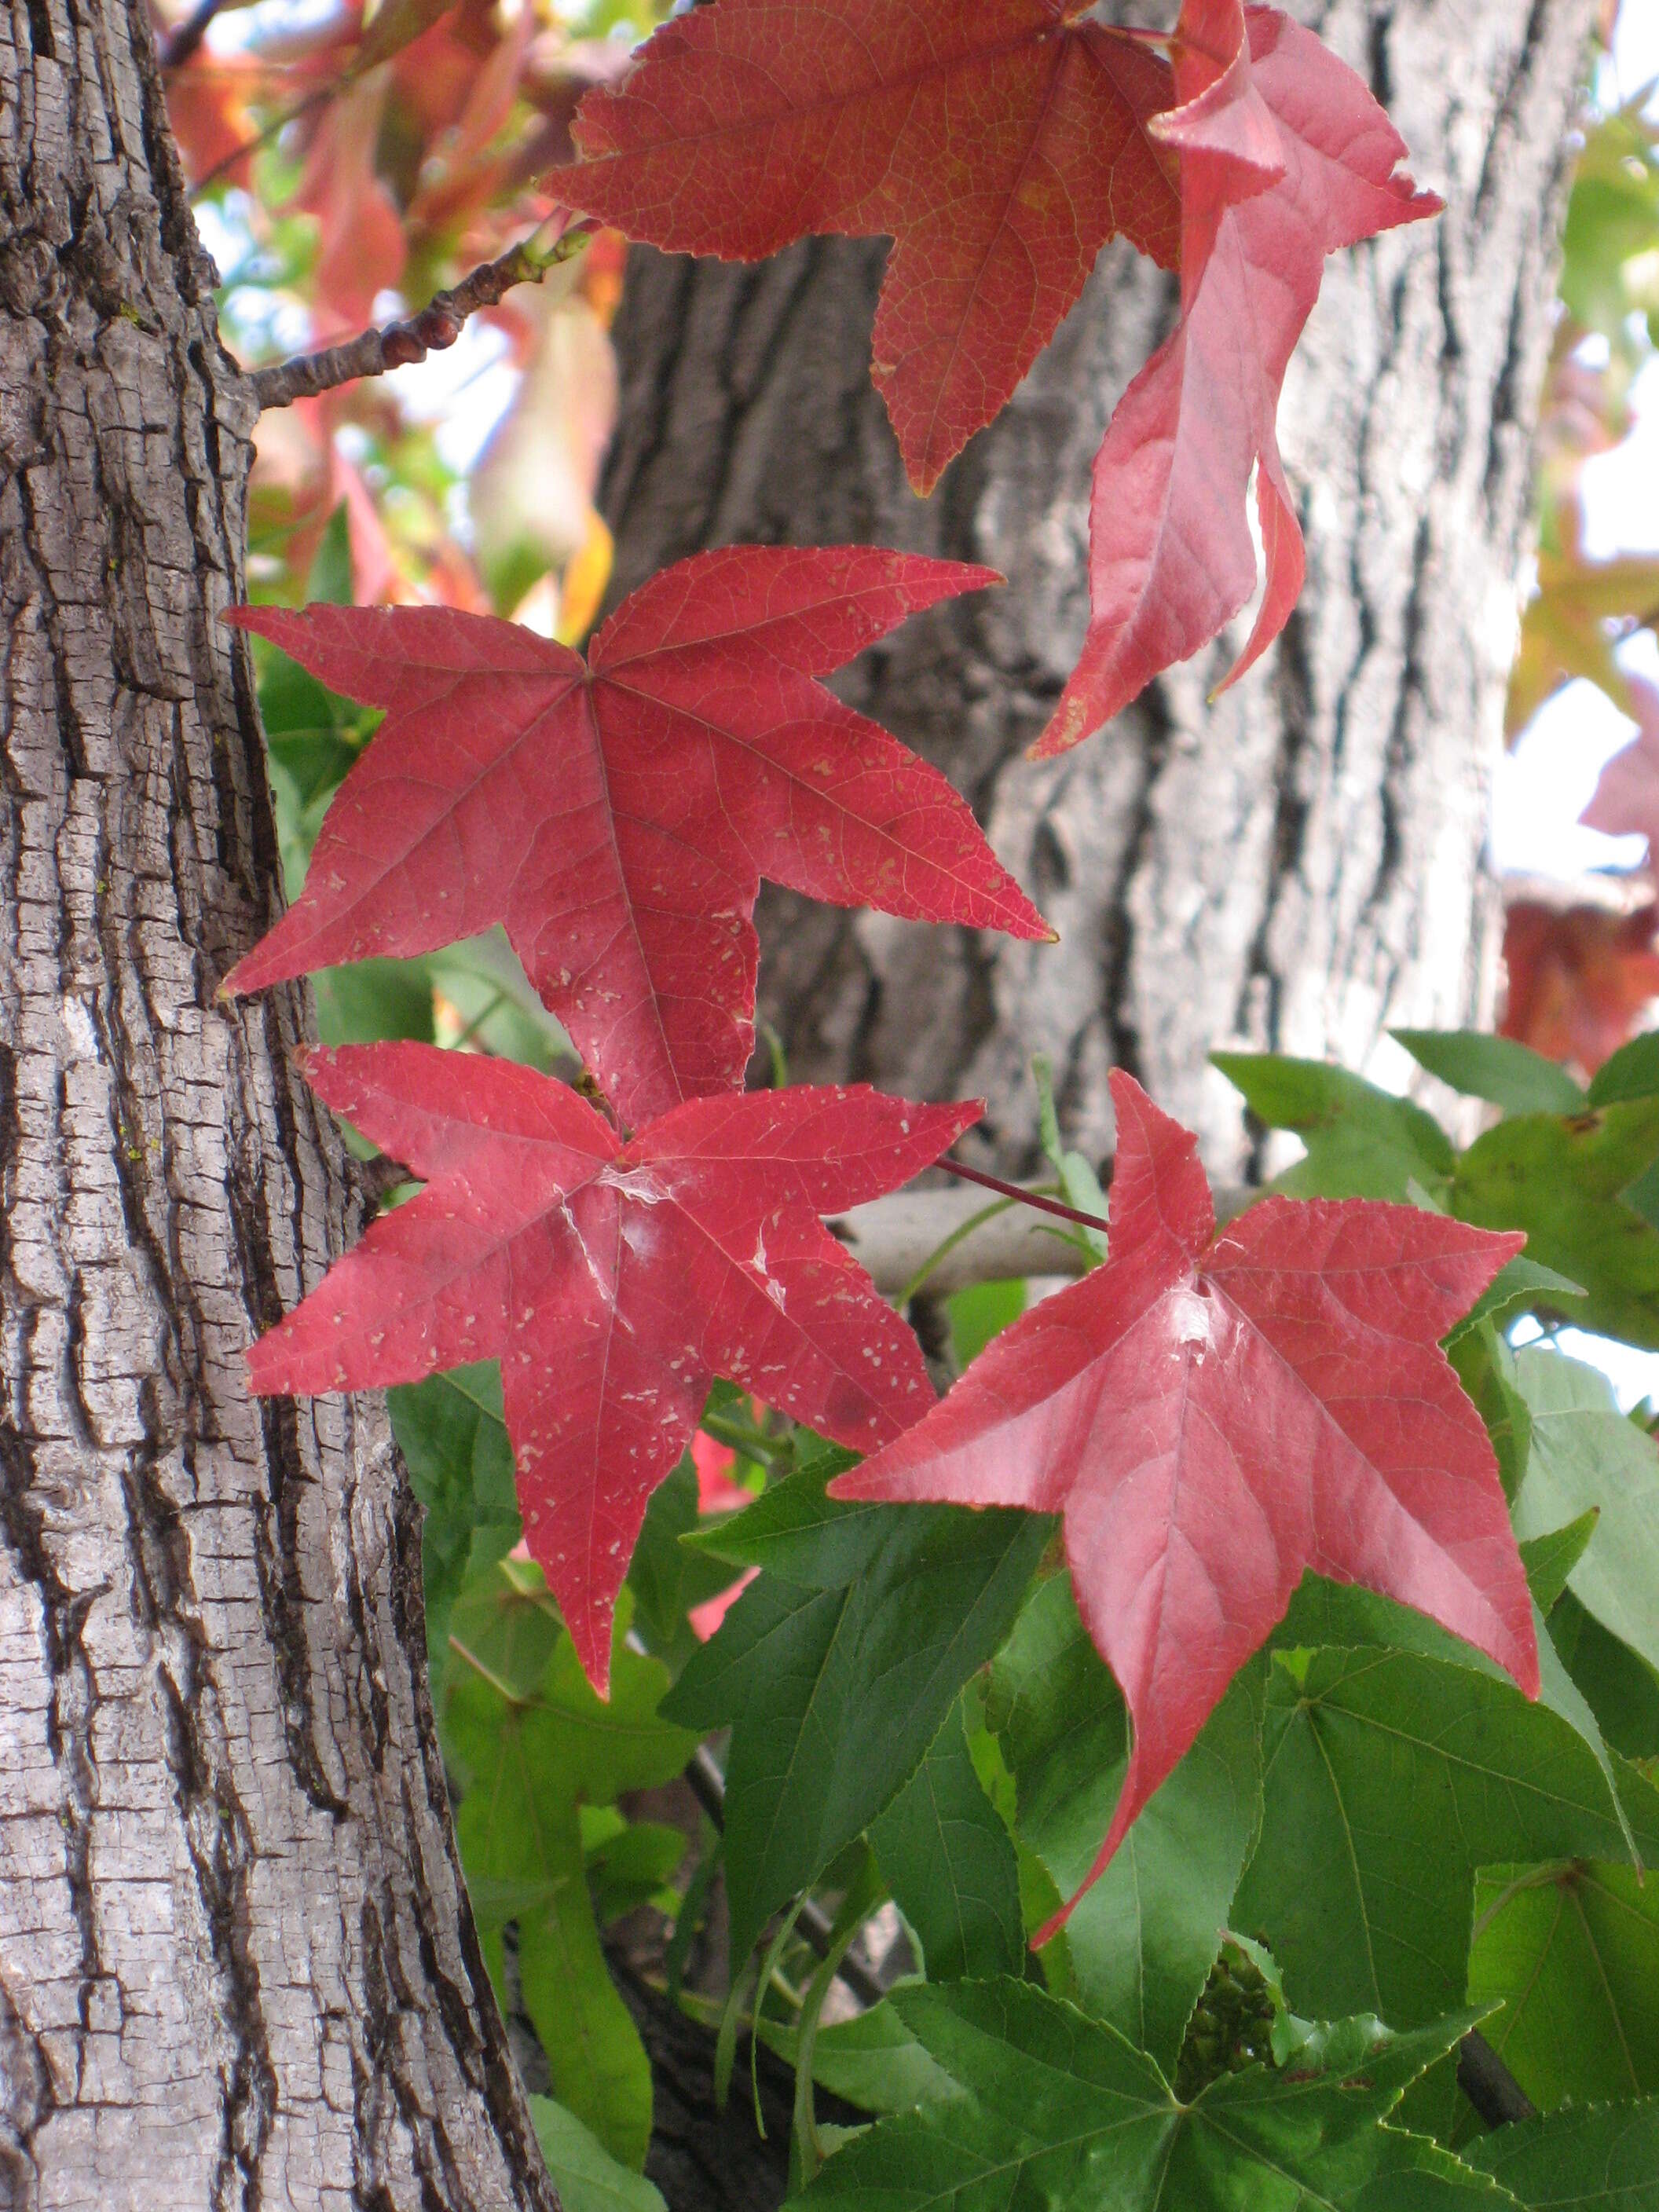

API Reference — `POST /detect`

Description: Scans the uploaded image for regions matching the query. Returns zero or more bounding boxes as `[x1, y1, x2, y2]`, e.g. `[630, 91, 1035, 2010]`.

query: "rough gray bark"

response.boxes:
[602, 0, 1598, 1179]
[0, 2, 557, 2204]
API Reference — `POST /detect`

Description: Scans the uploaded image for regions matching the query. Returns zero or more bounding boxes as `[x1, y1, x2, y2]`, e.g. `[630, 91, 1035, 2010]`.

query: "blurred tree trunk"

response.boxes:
[603, 0, 1599, 1180]
[0, 2, 555, 2204]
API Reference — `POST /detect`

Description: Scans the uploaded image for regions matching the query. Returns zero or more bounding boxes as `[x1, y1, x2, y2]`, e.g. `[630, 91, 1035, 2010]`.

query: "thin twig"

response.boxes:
[250, 220, 595, 410]
[159, 0, 228, 70]
[939, 1157, 1112, 1236]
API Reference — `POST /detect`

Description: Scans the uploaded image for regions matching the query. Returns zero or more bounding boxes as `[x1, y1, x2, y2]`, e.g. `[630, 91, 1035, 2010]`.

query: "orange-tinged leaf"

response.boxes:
[292, 77, 408, 327]
[833, 1070, 1536, 1932]
[1503, 897, 1659, 1077]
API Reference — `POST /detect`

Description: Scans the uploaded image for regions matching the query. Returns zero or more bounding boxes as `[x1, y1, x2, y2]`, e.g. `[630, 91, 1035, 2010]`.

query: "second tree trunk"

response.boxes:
[602, 0, 1595, 1177]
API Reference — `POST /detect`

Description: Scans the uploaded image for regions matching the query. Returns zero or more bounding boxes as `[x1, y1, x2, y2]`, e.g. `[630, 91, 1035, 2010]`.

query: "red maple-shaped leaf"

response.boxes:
[566, 0, 1181, 493]
[832, 1070, 1539, 1932]
[225, 549, 1048, 1129]
[248, 1043, 977, 1689]
[1035, 3, 1441, 753]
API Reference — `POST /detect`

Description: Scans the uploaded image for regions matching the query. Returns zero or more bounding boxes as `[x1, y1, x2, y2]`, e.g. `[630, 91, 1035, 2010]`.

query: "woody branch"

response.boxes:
[250, 220, 595, 410]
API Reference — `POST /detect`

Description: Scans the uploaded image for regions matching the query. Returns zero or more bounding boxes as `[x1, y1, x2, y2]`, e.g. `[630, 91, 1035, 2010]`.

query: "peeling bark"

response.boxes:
[602, 0, 1598, 1179]
[0, 1, 555, 2203]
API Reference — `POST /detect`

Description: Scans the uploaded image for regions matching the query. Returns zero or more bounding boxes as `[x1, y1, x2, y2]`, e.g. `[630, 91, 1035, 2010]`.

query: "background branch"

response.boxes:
[159, 0, 226, 71]
[250, 222, 593, 409]
[831, 1175, 1251, 1298]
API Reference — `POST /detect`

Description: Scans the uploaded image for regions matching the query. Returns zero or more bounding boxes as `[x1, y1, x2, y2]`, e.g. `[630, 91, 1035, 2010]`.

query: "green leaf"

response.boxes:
[987, 1573, 1263, 2071]
[1449, 1323, 1533, 1500]
[1273, 1568, 1632, 1862]
[390, 1362, 521, 1691]
[1451, 1101, 1659, 1349]
[427, 929, 573, 1072]
[870, 1699, 1024, 1982]
[1235, 1649, 1654, 2133]
[1392, 1032, 1584, 1118]
[790, 1977, 1473, 2211]
[1448, 1261, 1587, 1346]
[1353, 2131, 1524, 2209]
[624, 1456, 750, 1669]
[586, 1818, 688, 1925]
[306, 500, 354, 606]
[1212, 1053, 1454, 1200]
[664, 1492, 1050, 1962]
[948, 1278, 1027, 1368]
[1589, 1032, 1659, 1108]
[683, 1441, 881, 1586]
[1465, 2099, 1659, 2209]
[1467, 1860, 1659, 2108]
[519, 1881, 654, 2171]
[1561, 106, 1659, 339]
[445, 1552, 563, 1708]
[1551, 1591, 1659, 1761]
[445, 1618, 695, 2167]
[313, 956, 435, 1048]
[756, 2000, 958, 2118]
[1514, 1350, 1659, 1676]
[1033, 1054, 1108, 1260]
[529, 2097, 668, 2212]
[1519, 1513, 1601, 1620]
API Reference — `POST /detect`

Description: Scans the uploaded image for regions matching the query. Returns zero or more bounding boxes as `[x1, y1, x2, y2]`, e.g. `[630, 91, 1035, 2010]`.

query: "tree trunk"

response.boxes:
[601, 0, 1598, 1178]
[0, 3, 555, 2205]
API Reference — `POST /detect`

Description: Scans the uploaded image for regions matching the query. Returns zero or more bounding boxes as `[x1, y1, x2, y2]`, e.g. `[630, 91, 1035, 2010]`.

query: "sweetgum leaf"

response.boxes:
[870, 1697, 1024, 1983]
[568, 4, 1439, 731]
[389, 1361, 521, 1693]
[1392, 1031, 1586, 1119]
[247, 1043, 975, 1688]
[1518, 1514, 1601, 1620]
[1468, 1860, 1659, 2110]
[1212, 1051, 1454, 1201]
[1512, 1350, 1659, 1677]
[529, 2099, 668, 2212]
[663, 1456, 1049, 1963]
[1354, 2133, 1523, 2210]
[834, 1071, 1536, 1932]
[1035, 4, 1441, 753]
[755, 2001, 956, 2119]
[1550, 1593, 1659, 1763]
[789, 1976, 1474, 2211]
[567, 0, 1181, 493]
[1236, 1649, 1659, 2134]
[1451, 1101, 1659, 1350]
[225, 549, 1046, 1128]
[1466, 2100, 1659, 2210]
[446, 1615, 694, 2166]
[1589, 1031, 1659, 1107]
[987, 1571, 1263, 2071]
